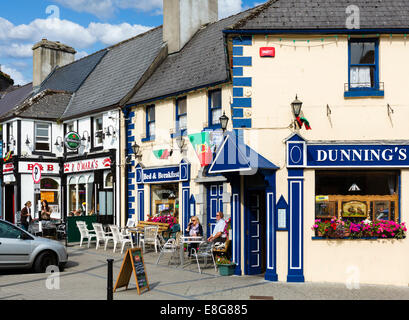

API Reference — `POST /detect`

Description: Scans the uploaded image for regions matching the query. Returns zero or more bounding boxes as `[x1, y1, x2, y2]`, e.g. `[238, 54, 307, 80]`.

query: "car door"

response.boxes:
[0, 221, 33, 266]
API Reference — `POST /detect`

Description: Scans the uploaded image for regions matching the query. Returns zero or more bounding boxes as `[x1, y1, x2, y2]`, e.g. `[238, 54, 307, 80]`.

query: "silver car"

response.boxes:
[0, 219, 68, 273]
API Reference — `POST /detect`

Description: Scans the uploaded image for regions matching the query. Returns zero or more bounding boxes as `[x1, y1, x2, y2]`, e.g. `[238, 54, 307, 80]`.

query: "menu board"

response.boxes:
[114, 248, 150, 295]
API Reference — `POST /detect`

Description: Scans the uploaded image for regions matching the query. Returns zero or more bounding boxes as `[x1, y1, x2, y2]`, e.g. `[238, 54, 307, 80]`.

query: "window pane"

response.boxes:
[177, 98, 187, 115]
[148, 106, 155, 121]
[211, 90, 222, 109]
[212, 108, 222, 125]
[351, 42, 375, 64]
[36, 143, 50, 151]
[179, 115, 187, 129]
[350, 66, 375, 88]
[95, 118, 103, 130]
[149, 122, 155, 137]
[0, 221, 23, 239]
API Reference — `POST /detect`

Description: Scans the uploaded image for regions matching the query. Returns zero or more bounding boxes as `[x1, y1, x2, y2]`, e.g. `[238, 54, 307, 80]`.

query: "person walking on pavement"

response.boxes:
[20, 201, 32, 231]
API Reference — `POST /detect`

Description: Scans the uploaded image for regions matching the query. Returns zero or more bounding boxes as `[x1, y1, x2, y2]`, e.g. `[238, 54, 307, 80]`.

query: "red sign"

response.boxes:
[3, 163, 14, 174]
[32, 163, 42, 184]
[260, 47, 275, 57]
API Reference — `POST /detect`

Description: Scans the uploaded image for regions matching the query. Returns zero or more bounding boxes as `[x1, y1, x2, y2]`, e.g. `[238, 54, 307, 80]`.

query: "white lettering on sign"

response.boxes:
[64, 157, 111, 173]
[315, 148, 407, 163]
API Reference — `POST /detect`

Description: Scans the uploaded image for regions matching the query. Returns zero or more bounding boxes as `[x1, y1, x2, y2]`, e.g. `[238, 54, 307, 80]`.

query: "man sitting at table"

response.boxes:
[207, 211, 226, 243]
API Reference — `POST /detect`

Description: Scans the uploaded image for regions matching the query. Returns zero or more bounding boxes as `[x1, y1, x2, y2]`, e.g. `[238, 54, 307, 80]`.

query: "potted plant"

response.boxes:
[215, 256, 236, 276]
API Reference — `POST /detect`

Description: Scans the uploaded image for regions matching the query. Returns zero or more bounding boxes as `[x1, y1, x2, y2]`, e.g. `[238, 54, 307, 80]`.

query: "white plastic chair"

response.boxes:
[92, 223, 114, 250]
[140, 225, 160, 253]
[192, 241, 217, 274]
[121, 219, 136, 237]
[156, 235, 181, 265]
[77, 222, 96, 248]
[109, 224, 134, 254]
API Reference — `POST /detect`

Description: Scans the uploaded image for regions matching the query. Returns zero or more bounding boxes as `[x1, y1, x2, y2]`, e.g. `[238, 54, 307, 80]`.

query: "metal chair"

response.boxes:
[77, 222, 96, 248]
[140, 225, 160, 253]
[191, 241, 217, 274]
[92, 223, 114, 250]
[156, 233, 181, 265]
[109, 224, 134, 254]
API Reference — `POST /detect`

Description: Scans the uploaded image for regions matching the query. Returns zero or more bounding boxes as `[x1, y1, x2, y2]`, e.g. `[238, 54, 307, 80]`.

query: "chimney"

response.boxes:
[32, 39, 76, 88]
[163, 0, 218, 54]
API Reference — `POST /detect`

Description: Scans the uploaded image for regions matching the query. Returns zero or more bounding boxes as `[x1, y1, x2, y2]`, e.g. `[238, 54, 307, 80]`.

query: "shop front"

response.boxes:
[64, 152, 116, 225]
[286, 133, 409, 286]
[208, 131, 278, 280]
[2, 159, 62, 223]
[133, 160, 191, 230]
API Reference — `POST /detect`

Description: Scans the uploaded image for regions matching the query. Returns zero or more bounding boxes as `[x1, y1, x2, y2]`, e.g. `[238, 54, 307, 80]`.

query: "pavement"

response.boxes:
[0, 242, 409, 301]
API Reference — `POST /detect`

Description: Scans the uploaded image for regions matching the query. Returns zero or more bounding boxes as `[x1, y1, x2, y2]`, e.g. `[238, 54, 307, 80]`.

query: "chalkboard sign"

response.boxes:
[113, 248, 150, 295]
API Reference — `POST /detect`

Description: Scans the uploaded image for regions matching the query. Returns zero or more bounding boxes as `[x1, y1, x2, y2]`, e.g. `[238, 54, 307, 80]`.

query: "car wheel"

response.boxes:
[33, 251, 58, 273]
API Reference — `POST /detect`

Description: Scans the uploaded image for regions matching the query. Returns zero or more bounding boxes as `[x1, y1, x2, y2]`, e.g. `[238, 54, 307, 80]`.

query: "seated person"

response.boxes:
[185, 216, 203, 257]
[207, 211, 226, 243]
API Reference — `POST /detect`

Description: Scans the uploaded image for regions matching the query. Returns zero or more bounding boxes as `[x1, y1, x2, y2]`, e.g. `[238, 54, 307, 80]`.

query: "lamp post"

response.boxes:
[291, 95, 303, 129]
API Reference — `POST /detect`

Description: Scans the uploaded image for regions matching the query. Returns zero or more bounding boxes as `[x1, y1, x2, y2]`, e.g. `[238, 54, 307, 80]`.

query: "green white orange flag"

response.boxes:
[188, 132, 213, 167]
[296, 116, 312, 130]
[153, 149, 171, 160]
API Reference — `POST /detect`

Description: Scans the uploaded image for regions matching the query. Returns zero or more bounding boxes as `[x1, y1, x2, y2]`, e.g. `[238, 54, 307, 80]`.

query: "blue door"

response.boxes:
[207, 184, 223, 237]
[246, 191, 263, 275]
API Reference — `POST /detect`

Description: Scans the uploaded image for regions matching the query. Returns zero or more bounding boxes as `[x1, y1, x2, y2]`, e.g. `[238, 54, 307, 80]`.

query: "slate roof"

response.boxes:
[61, 26, 164, 120]
[0, 91, 71, 121]
[231, 0, 409, 30]
[0, 83, 32, 118]
[37, 49, 107, 94]
[127, 8, 258, 105]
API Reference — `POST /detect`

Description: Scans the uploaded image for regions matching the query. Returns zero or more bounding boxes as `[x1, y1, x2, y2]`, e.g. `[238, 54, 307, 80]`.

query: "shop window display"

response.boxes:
[151, 184, 179, 217]
[315, 170, 399, 222]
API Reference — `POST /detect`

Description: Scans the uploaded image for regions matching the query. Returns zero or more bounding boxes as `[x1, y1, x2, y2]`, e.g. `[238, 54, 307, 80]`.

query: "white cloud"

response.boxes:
[0, 43, 32, 58]
[1, 65, 28, 85]
[88, 22, 152, 45]
[52, 0, 117, 19]
[219, 0, 244, 19]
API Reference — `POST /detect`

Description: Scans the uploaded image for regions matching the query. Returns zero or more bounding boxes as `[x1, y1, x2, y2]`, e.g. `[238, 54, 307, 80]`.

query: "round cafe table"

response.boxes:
[179, 236, 204, 268]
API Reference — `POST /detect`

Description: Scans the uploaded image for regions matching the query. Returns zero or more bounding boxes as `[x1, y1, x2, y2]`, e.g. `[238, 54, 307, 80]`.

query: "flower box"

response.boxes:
[217, 263, 236, 276]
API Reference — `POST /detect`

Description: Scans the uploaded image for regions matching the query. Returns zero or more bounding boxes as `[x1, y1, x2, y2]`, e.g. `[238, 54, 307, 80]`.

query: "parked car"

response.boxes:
[0, 219, 68, 273]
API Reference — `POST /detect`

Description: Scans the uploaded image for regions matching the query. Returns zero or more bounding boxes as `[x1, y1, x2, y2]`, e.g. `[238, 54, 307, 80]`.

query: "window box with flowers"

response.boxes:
[312, 217, 407, 240]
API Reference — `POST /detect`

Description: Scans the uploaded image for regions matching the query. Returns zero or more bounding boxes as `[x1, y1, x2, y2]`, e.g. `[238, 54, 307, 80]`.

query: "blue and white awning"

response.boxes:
[208, 132, 278, 174]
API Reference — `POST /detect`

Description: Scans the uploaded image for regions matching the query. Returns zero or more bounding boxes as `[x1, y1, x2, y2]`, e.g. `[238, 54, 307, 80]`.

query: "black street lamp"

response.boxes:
[219, 111, 229, 133]
[291, 95, 303, 118]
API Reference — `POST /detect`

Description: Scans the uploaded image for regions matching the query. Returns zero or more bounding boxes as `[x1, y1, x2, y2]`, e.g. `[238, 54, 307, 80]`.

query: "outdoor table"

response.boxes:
[128, 227, 144, 246]
[179, 236, 204, 267]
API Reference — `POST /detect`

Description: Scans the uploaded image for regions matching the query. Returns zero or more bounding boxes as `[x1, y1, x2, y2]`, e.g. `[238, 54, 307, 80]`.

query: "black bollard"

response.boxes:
[107, 259, 114, 300]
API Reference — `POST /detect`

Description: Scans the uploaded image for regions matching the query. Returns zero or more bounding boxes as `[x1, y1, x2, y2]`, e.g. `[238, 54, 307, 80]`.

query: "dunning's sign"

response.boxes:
[307, 144, 409, 167]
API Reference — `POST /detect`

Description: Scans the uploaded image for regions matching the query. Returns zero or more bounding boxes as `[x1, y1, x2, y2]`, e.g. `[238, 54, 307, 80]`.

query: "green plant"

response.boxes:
[215, 256, 234, 265]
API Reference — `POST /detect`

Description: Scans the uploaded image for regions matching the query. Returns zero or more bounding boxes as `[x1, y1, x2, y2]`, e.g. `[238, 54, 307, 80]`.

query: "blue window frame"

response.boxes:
[142, 105, 155, 142]
[176, 97, 187, 136]
[208, 89, 222, 128]
[345, 38, 384, 97]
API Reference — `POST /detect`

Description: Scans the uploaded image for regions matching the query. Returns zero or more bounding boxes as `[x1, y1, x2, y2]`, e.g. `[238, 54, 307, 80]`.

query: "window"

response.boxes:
[315, 170, 399, 222]
[6, 122, 14, 153]
[0, 221, 25, 239]
[93, 117, 103, 147]
[346, 38, 383, 97]
[176, 97, 187, 135]
[67, 122, 75, 133]
[151, 184, 179, 217]
[35, 122, 51, 152]
[209, 89, 222, 127]
[143, 105, 155, 141]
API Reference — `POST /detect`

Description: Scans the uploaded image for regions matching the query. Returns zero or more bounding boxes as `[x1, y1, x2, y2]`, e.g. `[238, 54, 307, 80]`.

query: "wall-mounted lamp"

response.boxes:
[54, 136, 64, 148]
[25, 135, 31, 147]
[176, 135, 185, 154]
[291, 95, 303, 128]
[130, 142, 142, 162]
[104, 125, 117, 139]
[326, 104, 332, 117]
[81, 130, 91, 143]
[387, 104, 394, 117]
[219, 111, 229, 134]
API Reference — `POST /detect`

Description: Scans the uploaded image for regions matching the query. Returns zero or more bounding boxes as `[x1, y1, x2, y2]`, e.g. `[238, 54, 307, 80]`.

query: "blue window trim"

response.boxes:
[346, 38, 384, 98]
[206, 89, 222, 130]
[172, 96, 187, 137]
[142, 105, 155, 142]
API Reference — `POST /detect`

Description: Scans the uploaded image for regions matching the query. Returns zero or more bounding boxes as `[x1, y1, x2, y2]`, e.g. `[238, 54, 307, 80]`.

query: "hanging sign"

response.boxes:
[114, 248, 150, 295]
[260, 47, 275, 57]
[2, 163, 14, 174]
[64, 131, 82, 151]
[32, 163, 42, 184]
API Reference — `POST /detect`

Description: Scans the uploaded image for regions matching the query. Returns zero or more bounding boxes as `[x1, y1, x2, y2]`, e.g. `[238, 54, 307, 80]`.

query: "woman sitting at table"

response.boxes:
[185, 216, 203, 257]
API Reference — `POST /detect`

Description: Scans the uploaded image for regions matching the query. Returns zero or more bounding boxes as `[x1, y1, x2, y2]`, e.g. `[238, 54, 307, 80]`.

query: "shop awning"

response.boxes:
[208, 132, 279, 174]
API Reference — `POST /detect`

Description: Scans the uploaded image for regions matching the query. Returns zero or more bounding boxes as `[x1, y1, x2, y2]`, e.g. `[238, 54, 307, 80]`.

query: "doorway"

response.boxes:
[245, 189, 266, 275]
[4, 185, 15, 224]
[207, 183, 223, 237]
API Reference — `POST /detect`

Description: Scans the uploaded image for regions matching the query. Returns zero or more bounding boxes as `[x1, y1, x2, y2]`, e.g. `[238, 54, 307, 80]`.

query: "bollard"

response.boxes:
[107, 259, 114, 300]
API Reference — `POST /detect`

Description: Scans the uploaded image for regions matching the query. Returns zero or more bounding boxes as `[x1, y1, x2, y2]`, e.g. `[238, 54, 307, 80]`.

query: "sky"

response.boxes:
[0, 0, 263, 86]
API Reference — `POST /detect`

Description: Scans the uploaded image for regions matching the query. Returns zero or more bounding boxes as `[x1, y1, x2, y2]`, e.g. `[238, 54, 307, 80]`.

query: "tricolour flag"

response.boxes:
[188, 132, 213, 167]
